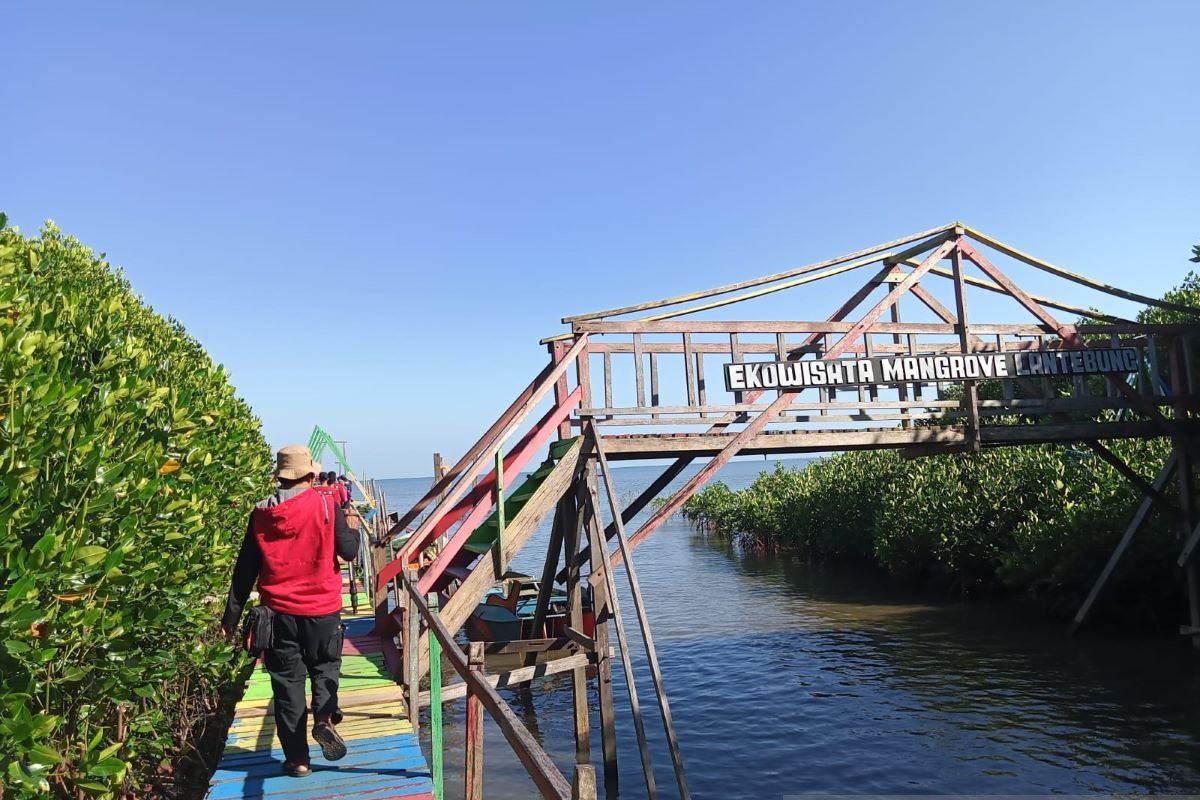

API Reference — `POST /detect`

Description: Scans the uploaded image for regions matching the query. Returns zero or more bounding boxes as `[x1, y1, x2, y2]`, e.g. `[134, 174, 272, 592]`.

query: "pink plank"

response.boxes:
[416, 386, 581, 595]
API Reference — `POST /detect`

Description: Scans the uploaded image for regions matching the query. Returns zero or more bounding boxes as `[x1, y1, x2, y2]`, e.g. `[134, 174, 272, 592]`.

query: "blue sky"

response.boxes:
[5, 2, 1199, 477]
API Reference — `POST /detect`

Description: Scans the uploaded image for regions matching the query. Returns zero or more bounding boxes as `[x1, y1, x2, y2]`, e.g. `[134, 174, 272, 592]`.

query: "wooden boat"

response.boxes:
[466, 574, 595, 642]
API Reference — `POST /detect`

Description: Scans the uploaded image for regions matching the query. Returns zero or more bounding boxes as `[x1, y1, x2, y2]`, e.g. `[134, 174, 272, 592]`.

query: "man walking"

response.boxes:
[222, 444, 360, 777]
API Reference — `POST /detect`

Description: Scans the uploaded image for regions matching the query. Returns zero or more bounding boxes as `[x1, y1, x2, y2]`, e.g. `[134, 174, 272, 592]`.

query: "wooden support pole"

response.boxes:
[404, 569, 420, 728]
[633, 334, 646, 408]
[563, 485, 591, 763]
[1179, 447, 1200, 649]
[465, 642, 485, 800]
[429, 592, 445, 800]
[532, 496, 569, 640]
[1172, 339, 1200, 648]
[492, 449, 507, 578]
[615, 239, 956, 560]
[590, 424, 691, 800]
[581, 458, 658, 799]
[950, 236, 981, 452]
[407, 583, 573, 800]
[1071, 452, 1178, 634]
[572, 764, 598, 800]
[583, 466, 619, 794]
[562, 457, 692, 587]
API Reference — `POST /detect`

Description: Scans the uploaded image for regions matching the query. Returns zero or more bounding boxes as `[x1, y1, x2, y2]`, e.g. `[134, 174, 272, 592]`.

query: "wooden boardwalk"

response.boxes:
[207, 586, 433, 800]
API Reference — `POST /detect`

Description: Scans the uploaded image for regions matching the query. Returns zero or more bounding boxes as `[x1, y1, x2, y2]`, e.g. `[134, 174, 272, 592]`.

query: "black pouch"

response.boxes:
[241, 605, 275, 657]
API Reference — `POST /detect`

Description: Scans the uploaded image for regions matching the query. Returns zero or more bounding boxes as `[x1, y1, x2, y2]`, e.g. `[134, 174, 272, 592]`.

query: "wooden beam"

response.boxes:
[591, 424, 691, 800]
[641, 256, 889, 322]
[613, 240, 956, 559]
[1071, 452, 1178, 634]
[406, 583, 573, 800]
[958, 239, 1188, 446]
[562, 222, 958, 322]
[580, 463, 658, 799]
[465, 642, 484, 800]
[410, 386, 581, 594]
[1083, 440, 1165, 502]
[387, 352, 562, 537]
[413, 438, 585, 680]
[419, 650, 606, 705]
[383, 335, 588, 570]
[583, 465, 619, 792]
[962, 224, 1200, 317]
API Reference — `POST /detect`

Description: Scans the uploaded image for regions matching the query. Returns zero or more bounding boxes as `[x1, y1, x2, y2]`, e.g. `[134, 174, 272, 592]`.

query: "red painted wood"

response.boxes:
[386, 359, 560, 538]
[415, 386, 582, 595]
[613, 241, 956, 562]
[400, 386, 583, 563]
[380, 336, 587, 587]
[958, 238, 1183, 440]
[378, 387, 581, 590]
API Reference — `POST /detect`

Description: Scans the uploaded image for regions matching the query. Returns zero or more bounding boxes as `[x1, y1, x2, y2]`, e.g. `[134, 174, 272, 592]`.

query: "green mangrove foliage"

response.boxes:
[687, 265, 1200, 621]
[0, 219, 272, 798]
[685, 439, 1178, 617]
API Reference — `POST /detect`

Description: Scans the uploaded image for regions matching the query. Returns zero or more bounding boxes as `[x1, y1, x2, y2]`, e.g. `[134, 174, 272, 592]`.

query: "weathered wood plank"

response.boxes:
[407, 584, 573, 800]
[562, 222, 956, 322]
[417, 438, 585, 679]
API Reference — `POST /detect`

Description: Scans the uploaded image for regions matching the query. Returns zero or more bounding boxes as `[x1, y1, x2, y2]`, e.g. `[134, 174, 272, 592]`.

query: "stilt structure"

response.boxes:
[369, 222, 1200, 798]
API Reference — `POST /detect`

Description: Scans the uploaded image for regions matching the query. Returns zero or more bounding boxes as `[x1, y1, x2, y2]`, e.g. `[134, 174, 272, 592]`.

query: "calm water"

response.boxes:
[376, 458, 1200, 799]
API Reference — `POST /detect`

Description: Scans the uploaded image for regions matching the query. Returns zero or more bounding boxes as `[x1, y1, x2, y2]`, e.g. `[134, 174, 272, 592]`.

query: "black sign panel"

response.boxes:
[723, 348, 1139, 392]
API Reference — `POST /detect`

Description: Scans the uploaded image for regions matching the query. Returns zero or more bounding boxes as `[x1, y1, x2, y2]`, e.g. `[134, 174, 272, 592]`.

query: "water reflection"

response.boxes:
[383, 459, 1200, 799]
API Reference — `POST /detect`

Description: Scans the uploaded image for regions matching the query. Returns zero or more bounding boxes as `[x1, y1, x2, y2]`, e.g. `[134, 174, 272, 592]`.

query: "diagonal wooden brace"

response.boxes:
[612, 238, 958, 563]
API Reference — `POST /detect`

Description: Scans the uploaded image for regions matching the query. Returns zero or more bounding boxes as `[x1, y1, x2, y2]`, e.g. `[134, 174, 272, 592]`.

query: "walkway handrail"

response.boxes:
[401, 573, 573, 800]
[377, 334, 588, 588]
[385, 337, 582, 541]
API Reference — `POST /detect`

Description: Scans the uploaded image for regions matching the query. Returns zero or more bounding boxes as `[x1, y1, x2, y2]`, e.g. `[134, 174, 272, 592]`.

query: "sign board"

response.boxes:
[723, 348, 1139, 392]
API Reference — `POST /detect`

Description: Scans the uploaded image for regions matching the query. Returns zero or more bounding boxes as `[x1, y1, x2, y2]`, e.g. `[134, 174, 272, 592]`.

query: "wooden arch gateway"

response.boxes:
[372, 222, 1200, 800]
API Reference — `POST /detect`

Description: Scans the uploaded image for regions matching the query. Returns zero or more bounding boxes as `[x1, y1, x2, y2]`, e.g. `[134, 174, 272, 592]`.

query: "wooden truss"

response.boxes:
[369, 222, 1200, 800]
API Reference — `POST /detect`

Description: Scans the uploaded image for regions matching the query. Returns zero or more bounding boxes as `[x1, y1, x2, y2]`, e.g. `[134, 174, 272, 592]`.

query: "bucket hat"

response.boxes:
[274, 444, 319, 481]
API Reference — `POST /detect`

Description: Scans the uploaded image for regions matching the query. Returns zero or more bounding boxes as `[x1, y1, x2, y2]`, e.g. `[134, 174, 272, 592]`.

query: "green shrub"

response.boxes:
[684, 438, 1179, 611]
[0, 220, 272, 797]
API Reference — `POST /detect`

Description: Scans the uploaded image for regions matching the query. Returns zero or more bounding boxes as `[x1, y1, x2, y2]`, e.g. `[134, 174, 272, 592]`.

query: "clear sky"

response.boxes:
[5, 2, 1199, 477]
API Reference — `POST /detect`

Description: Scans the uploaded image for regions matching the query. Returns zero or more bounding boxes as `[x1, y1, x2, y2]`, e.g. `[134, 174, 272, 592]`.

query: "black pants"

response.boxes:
[264, 611, 343, 763]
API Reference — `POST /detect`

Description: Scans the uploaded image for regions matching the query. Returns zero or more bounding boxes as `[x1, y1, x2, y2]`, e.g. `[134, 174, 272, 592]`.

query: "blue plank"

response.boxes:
[211, 749, 425, 786]
[214, 738, 423, 771]
[209, 768, 433, 800]
[209, 727, 432, 800]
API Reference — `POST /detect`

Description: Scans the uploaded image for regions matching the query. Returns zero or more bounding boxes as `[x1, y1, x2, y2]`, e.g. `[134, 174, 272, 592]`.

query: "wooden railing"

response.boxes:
[399, 571, 595, 800]
[570, 320, 1200, 429]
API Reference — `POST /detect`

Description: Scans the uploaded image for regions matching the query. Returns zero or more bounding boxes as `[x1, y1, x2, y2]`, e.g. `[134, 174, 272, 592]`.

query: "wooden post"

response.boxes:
[949, 234, 981, 452]
[1170, 339, 1200, 648]
[465, 642, 485, 800]
[563, 485, 590, 763]
[584, 466, 619, 794]
[583, 462, 657, 798]
[404, 569, 420, 728]
[531, 498, 569, 639]
[493, 449, 507, 578]
[1072, 453, 1178, 633]
[589, 424, 690, 800]
[572, 764, 598, 800]
[429, 592, 444, 800]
